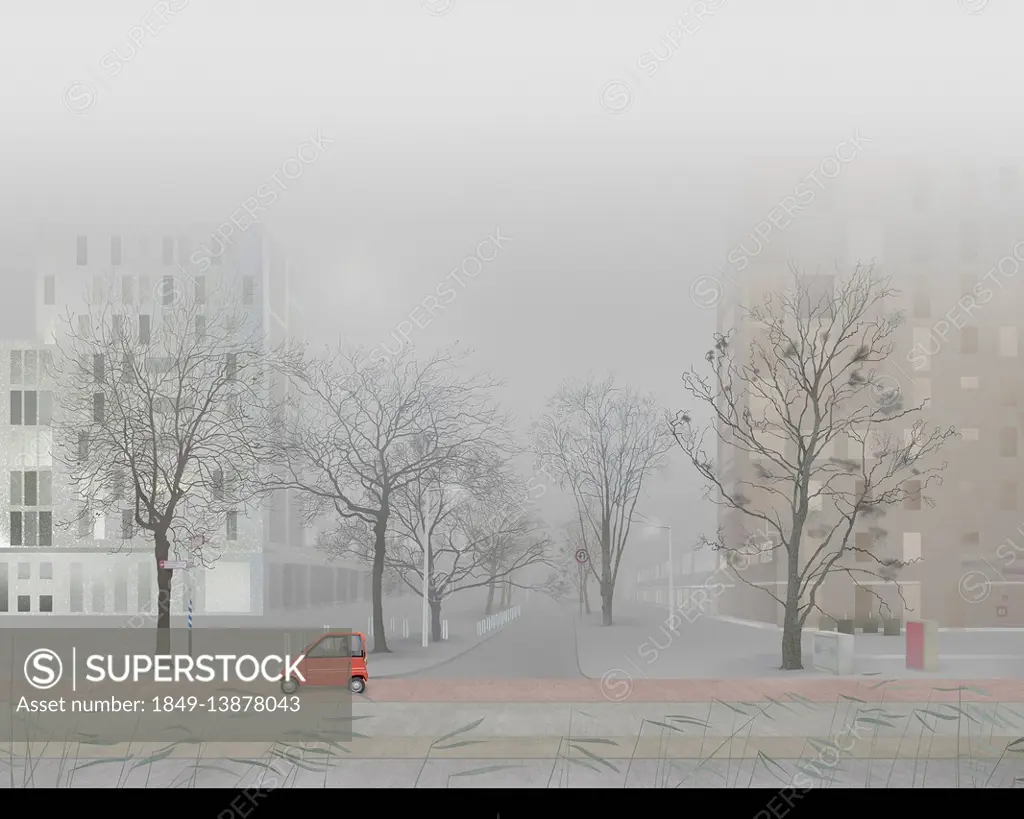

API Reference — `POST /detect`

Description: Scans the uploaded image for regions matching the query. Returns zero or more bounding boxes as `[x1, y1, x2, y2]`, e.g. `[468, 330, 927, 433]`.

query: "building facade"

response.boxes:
[0, 225, 373, 617]
[715, 158, 1024, 628]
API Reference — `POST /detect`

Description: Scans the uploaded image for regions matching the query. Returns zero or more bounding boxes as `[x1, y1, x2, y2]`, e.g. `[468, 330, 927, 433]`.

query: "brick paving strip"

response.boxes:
[364, 678, 1024, 702]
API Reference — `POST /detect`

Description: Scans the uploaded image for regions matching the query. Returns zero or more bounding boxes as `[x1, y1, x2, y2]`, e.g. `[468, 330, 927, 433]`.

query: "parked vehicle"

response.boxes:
[281, 631, 369, 695]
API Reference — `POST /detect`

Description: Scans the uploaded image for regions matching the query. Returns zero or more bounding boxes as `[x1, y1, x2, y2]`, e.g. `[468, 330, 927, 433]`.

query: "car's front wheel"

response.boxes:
[348, 677, 366, 694]
[281, 678, 299, 694]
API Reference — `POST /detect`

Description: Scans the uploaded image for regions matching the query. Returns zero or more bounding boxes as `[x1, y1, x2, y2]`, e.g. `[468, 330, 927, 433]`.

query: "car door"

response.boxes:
[302, 636, 348, 687]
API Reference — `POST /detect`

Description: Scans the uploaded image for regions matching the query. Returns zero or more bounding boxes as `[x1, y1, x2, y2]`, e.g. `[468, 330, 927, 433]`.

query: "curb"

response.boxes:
[373, 611, 522, 680]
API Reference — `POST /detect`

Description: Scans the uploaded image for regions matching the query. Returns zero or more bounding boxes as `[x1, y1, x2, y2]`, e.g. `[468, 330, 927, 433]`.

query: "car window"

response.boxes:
[350, 635, 363, 656]
[307, 637, 350, 658]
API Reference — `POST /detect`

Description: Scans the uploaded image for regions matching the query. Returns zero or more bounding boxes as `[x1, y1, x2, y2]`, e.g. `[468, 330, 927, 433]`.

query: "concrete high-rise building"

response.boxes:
[0, 225, 373, 618]
[715, 157, 1024, 628]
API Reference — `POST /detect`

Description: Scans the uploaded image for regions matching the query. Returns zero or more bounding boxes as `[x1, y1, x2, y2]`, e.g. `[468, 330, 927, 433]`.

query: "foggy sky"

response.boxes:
[2, 0, 1021, 567]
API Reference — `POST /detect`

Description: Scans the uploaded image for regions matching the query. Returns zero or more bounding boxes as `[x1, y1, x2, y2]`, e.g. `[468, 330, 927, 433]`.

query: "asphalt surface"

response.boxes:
[410, 596, 583, 679]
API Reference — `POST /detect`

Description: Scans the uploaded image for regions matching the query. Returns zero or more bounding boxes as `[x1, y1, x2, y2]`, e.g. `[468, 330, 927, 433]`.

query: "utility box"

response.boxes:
[812, 630, 855, 674]
[906, 619, 939, 671]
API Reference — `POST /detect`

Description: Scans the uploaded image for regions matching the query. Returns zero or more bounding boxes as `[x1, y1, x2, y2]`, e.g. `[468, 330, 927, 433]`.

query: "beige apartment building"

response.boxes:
[714, 157, 1024, 628]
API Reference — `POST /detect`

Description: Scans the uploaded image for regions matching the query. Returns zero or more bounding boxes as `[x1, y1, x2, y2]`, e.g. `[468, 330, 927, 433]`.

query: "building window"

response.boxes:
[961, 376, 979, 390]
[226, 511, 238, 541]
[854, 531, 872, 562]
[902, 532, 922, 562]
[999, 480, 1018, 511]
[1000, 427, 1018, 457]
[0, 563, 7, 612]
[70, 562, 83, 612]
[226, 353, 237, 380]
[162, 236, 175, 265]
[139, 275, 150, 304]
[76, 235, 88, 265]
[114, 567, 128, 613]
[911, 327, 932, 371]
[122, 275, 134, 305]
[9, 348, 21, 384]
[999, 326, 1018, 357]
[93, 353, 105, 382]
[43, 275, 55, 305]
[111, 235, 122, 266]
[10, 389, 47, 426]
[904, 480, 922, 510]
[121, 509, 134, 540]
[243, 276, 255, 305]
[92, 579, 106, 613]
[93, 393, 105, 423]
[195, 276, 206, 304]
[39, 595, 53, 613]
[17, 562, 30, 580]
[160, 276, 175, 306]
[195, 315, 206, 336]
[138, 561, 151, 612]
[17, 595, 30, 613]
[961, 326, 978, 354]
[40, 561, 53, 580]
[139, 314, 151, 344]
[9, 512, 21, 545]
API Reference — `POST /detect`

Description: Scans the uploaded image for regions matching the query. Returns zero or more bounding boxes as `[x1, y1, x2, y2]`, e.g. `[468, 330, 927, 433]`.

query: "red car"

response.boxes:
[281, 631, 369, 695]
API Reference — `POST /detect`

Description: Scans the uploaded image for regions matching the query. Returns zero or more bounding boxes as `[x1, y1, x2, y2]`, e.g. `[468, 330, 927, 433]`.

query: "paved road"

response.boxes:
[411, 596, 582, 679]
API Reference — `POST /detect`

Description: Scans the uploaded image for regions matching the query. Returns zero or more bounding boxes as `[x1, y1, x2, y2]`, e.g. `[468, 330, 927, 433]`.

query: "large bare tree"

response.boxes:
[532, 375, 673, 625]
[671, 265, 956, 670]
[51, 276, 280, 652]
[271, 344, 511, 652]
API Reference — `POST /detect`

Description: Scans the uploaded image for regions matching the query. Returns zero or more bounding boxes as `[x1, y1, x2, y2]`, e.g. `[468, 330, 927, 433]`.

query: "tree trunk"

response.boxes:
[485, 576, 495, 615]
[371, 514, 390, 653]
[781, 605, 803, 670]
[781, 549, 803, 669]
[600, 582, 614, 626]
[600, 516, 614, 625]
[430, 599, 443, 642]
[499, 581, 508, 609]
[155, 530, 172, 655]
[583, 574, 592, 615]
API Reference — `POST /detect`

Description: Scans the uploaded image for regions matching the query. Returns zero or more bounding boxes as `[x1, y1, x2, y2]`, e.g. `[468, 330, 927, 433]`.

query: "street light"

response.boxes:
[635, 512, 673, 620]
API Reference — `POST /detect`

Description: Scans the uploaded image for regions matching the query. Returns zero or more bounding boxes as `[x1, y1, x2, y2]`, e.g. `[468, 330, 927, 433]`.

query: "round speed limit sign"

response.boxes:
[574, 549, 589, 565]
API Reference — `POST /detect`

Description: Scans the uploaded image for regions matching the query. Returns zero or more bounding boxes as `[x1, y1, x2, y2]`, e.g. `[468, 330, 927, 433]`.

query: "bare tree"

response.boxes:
[532, 375, 674, 625]
[382, 466, 553, 639]
[271, 344, 511, 653]
[671, 265, 957, 670]
[50, 276, 280, 652]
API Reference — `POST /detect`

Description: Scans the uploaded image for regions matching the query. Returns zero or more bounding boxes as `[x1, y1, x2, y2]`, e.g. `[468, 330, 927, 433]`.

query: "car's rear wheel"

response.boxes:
[349, 677, 366, 694]
[281, 678, 299, 694]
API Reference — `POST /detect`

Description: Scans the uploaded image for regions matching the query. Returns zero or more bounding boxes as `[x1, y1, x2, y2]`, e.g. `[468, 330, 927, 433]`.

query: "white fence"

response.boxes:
[476, 605, 521, 636]
[363, 616, 447, 641]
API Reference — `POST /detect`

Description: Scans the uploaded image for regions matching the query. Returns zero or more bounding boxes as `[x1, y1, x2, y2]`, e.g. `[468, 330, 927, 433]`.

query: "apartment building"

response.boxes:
[0, 225, 373, 617]
[715, 158, 1024, 628]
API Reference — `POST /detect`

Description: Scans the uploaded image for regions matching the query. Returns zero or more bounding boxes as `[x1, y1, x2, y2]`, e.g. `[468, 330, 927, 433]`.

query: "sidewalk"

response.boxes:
[574, 602, 1024, 680]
